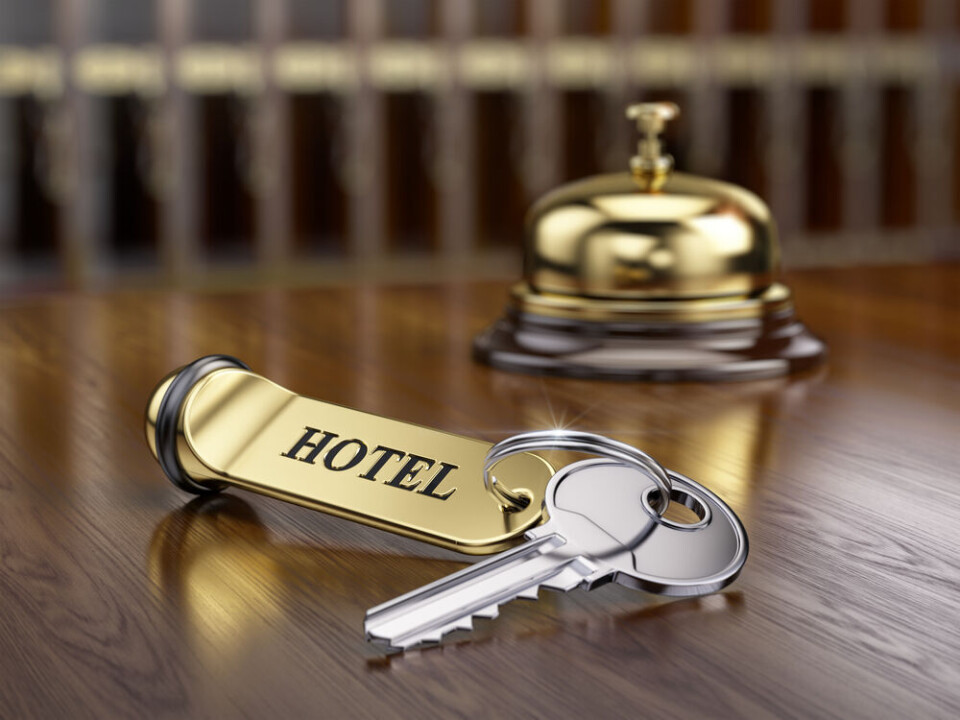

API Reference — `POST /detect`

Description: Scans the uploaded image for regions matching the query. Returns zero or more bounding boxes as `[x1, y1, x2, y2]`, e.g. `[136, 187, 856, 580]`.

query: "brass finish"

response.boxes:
[474, 102, 826, 381]
[146, 360, 554, 554]
[509, 281, 792, 323]
[522, 172, 777, 301]
[627, 102, 678, 192]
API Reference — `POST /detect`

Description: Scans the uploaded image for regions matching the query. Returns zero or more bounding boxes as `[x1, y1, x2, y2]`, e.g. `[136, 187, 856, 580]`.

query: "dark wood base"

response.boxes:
[473, 306, 827, 382]
[2, 265, 959, 718]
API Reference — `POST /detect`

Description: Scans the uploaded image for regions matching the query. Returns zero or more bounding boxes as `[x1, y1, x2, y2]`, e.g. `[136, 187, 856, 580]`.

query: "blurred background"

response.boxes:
[0, 0, 958, 293]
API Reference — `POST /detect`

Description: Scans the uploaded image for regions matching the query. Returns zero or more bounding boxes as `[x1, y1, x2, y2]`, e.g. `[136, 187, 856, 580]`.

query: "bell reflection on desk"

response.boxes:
[474, 102, 827, 382]
[486, 364, 827, 529]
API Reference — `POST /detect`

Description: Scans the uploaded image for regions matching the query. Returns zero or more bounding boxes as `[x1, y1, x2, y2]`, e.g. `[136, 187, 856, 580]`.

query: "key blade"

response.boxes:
[365, 534, 596, 650]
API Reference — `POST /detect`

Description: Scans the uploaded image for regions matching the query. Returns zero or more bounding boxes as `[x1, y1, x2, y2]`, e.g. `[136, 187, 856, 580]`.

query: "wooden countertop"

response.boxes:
[0, 264, 958, 718]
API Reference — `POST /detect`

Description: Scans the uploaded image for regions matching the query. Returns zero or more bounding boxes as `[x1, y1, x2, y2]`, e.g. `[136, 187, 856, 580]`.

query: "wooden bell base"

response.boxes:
[473, 303, 827, 382]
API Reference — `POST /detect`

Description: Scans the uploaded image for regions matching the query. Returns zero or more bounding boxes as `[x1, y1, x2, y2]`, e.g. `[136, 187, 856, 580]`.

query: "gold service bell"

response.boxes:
[473, 102, 826, 381]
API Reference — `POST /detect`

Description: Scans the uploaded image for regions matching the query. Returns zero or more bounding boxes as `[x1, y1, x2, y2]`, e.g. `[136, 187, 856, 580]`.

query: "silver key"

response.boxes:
[365, 458, 748, 649]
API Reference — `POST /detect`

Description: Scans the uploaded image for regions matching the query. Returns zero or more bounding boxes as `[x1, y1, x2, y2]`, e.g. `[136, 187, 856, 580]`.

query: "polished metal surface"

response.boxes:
[474, 101, 826, 381]
[523, 102, 775, 304]
[365, 458, 747, 650]
[483, 429, 672, 515]
[151, 355, 250, 494]
[523, 170, 777, 303]
[146, 357, 555, 554]
[627, 102, 678, 191]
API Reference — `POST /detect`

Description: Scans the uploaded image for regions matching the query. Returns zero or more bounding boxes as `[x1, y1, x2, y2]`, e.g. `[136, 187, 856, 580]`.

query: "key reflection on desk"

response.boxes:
[148, 488, 749, 671]
[147, 496, 468, 664]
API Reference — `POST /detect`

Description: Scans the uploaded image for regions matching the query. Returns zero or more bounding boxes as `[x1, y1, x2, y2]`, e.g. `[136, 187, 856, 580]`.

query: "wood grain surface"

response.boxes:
[0, 264, 958, 719]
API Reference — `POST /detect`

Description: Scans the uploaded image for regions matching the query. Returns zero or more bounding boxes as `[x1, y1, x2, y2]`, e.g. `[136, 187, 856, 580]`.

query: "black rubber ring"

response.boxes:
[155, 355, 250, 494]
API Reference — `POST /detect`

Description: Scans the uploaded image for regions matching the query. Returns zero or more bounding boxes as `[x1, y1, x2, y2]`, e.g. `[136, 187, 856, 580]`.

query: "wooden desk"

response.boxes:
[0, 264, 958, 718]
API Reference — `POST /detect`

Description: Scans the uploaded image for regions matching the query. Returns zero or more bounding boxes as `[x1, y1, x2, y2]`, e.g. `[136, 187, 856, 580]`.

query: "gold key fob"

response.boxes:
[145, 356, 554, 554]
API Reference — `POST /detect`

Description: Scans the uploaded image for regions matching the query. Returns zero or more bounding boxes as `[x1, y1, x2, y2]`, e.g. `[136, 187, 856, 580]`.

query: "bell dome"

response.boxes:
[473, 101, 826, 382]
[524, 170, 779, 301]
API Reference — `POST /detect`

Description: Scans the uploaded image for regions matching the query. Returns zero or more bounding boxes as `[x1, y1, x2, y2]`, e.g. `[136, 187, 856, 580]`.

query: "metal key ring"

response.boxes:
[484, 430, 673, 516]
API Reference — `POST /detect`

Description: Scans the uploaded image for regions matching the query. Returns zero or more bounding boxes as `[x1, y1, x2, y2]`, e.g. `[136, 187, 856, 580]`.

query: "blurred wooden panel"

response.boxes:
[383, 0, 439, 38]
[884, 0, 921, 31]
[730, 0, 773, 32]
[1, 0, 959, 291]
[880, 85, 917, 228]
[193, 0, 253, 42]
[198, 94, 255, 259]
[561, 0, 614, 35]
[809, 0, 848, 31]
[289, 93, 348, 256]
[647, 0, 695, 34]
[805, 87, 843, 231]
[725, 88, 767, 199]
[474, 90, 525, 249]
[954, 85, 960, 224]
[475, 0, 528, 37]
[287, 0, 347, 40]
[561, 89, 604, 182]
[384, 91, 438, 253]
[103, 94, 158, 262]
[9, 96, 59, 262]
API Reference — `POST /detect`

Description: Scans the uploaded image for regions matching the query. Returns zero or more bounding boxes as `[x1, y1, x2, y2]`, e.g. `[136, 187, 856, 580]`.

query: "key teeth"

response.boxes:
[366, 631, 405, 651]
[368, 569, 588, 651]
[368, 600, 512, 651]
[540, 566, 591, 593]
[474, 604, 500, 619]
[433, 606, 498, 642]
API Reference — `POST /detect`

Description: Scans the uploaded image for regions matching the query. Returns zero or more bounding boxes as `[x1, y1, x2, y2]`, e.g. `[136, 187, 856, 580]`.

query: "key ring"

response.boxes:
[484, 430, 673, 516]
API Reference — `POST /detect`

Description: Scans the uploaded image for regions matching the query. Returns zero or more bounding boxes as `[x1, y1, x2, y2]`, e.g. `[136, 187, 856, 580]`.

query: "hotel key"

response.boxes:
[146, 356, 668, 554]
[365, 458, 748, 650]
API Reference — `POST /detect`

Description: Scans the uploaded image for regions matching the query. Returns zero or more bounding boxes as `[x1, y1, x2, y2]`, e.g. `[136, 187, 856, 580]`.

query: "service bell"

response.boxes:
[473, 102, 826, 381]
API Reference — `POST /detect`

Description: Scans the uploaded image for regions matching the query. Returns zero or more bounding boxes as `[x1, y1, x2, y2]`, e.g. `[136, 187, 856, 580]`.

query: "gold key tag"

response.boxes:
[145, 356, 554, 554]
